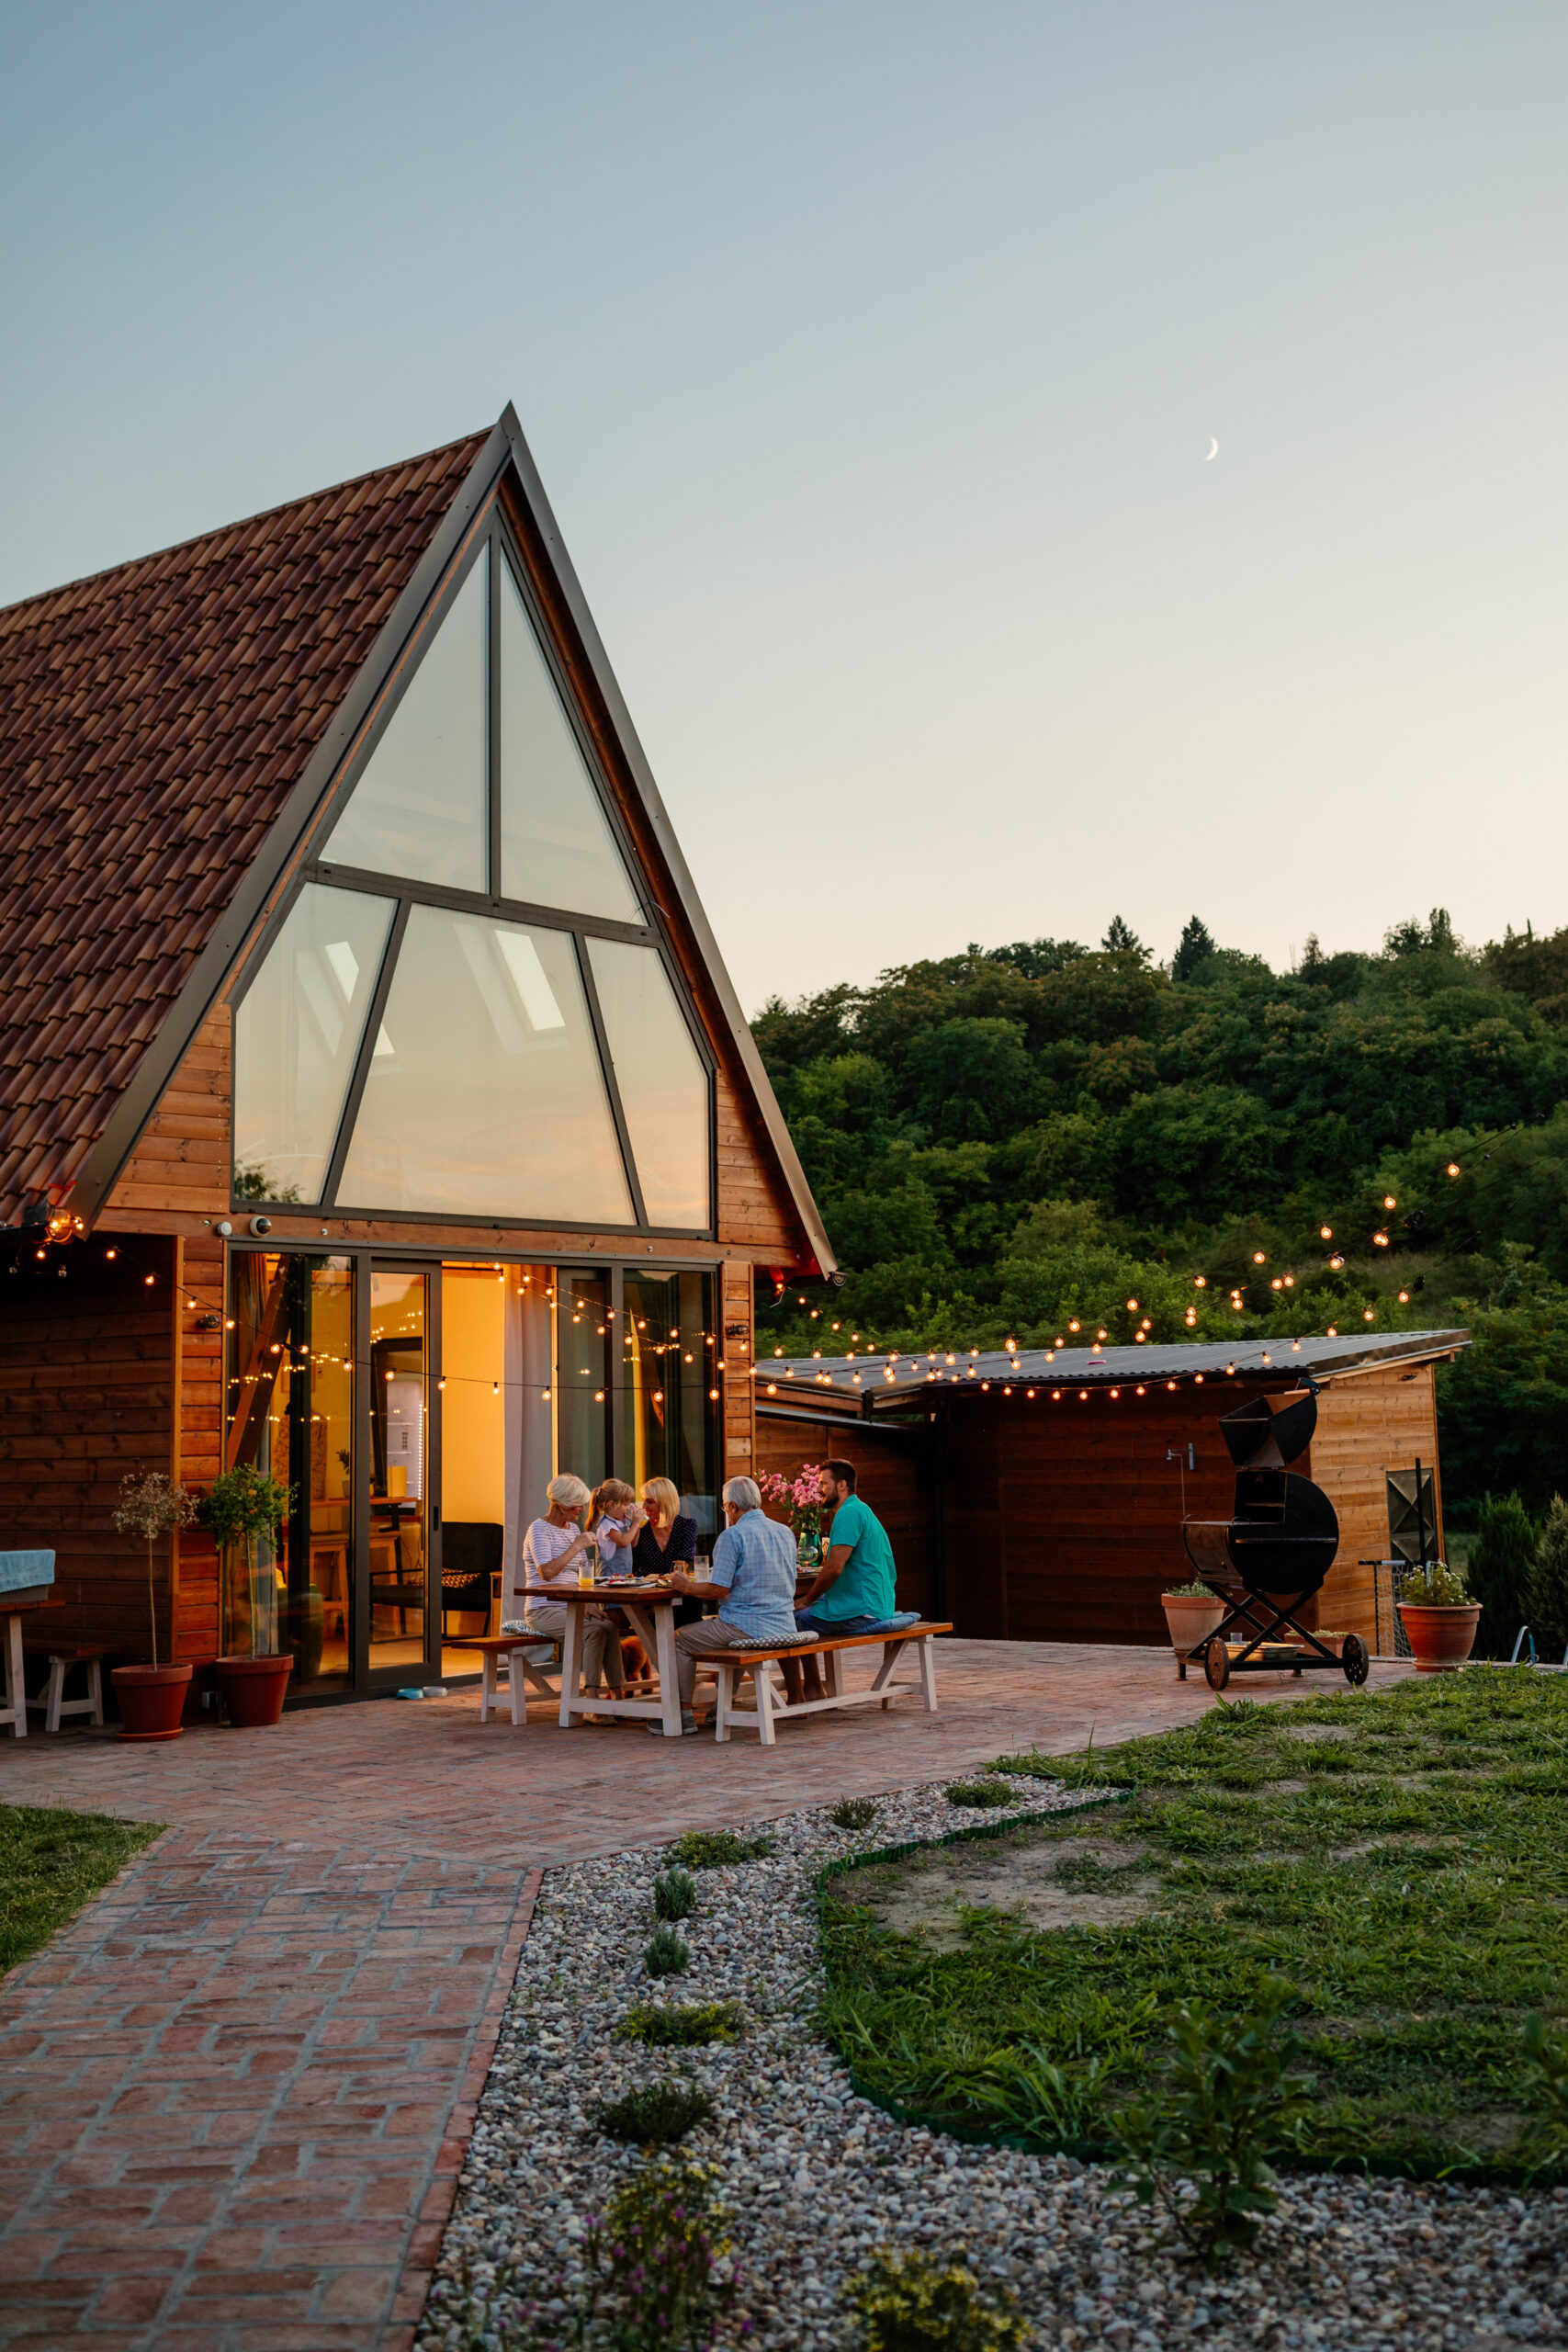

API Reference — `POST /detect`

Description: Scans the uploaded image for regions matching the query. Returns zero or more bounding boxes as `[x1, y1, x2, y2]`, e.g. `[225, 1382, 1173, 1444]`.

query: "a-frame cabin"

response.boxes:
[0, 411, 833, 1701]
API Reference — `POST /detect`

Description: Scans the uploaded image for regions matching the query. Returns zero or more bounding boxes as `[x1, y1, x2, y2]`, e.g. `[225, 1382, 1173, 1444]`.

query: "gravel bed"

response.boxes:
[419, 1779, 1567, 2351]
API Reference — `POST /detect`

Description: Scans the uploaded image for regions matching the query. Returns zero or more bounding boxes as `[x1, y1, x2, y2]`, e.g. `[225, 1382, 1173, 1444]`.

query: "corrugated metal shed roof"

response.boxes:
[760, 1328, 1470, 1411]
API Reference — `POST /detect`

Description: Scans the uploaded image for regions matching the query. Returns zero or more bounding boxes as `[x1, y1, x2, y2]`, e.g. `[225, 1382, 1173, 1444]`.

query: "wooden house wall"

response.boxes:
[754, 1408, 935, 1619]
[0, 1238, 183, 1660]
[95, 1003, 813, 1278]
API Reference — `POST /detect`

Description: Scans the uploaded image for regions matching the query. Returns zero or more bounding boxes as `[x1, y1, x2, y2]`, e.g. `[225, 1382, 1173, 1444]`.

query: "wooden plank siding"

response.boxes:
[720, 1262, 756, 1477]
[0, 1238, 183, 1660]
[102, 1005, 231, 1224]
[754, 1407, 936, 1620]
[714, 1070, 801, 1259]
[935, 1375, 1443, 1650]
[1309, 1363, 1441, 1646]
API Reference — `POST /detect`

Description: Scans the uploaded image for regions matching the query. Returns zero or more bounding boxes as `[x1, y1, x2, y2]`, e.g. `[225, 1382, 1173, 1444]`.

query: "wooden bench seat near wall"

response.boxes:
[689, 1622, 953, 1747]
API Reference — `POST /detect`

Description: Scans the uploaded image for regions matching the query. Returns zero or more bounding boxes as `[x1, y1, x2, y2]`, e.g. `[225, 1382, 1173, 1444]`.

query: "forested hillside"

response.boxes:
[751, 913, 1568, 1518]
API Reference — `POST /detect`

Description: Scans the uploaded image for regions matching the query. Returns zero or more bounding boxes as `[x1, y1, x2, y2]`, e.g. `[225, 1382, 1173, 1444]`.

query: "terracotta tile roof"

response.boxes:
[0, 428, 491, 1225]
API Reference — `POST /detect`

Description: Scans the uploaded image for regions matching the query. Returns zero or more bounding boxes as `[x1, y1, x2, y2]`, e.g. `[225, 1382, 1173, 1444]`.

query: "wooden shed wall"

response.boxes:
[934, 1374, 1443, 1649]
[1309, 1363, 1440, 1645]
[754, 1408, 935, 1619]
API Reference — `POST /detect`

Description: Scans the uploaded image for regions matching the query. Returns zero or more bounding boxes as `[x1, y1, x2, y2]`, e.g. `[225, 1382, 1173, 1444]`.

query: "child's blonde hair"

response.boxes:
[589, 1477, 636, 1527]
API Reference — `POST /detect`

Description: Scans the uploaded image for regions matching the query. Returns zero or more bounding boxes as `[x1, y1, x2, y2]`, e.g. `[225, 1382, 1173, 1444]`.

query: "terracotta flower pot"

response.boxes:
[1397, 1601, 1481, 1673]
[216, 1653, 294, 1727]
[112, 1662, 193, 1741]
[1161, 1591, 1227, 1657]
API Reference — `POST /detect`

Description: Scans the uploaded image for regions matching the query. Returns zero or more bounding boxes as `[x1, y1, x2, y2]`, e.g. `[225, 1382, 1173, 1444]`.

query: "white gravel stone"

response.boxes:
[417, 1778, 1567, 2350]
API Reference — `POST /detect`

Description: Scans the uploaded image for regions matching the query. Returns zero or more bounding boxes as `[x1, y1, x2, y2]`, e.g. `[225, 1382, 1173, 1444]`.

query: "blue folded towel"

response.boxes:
[0, 1550, 54, 1594]
[863, 1610, 921, 1635]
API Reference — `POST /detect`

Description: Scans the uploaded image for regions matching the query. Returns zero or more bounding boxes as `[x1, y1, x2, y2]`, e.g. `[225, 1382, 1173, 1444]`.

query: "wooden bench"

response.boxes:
[446, 1633, 561, 1725]
[690, 1622, 953, 1747]
[25, 1645, 109, 1733]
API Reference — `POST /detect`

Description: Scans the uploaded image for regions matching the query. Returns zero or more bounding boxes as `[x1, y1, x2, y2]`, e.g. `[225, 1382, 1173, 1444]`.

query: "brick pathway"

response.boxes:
[0, 1642, 1411, 2346]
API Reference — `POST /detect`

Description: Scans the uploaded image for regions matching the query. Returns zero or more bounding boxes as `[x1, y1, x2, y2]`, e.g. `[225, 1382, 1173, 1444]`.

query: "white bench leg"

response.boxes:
[479, 1652, 498, 1724]
[46, 1657, 64, 1735]
[917, 1635, 939, 1713]
[558, 1610, 585, 1728]
[872, 1637, 905, 1708]
[754, 1663, 776, 1747]
[714, 1662, 734, 1743]
[1, 1618, 25, 1739]
[507, 1645, 527, 1728]
[86, 1657, 103, 1726]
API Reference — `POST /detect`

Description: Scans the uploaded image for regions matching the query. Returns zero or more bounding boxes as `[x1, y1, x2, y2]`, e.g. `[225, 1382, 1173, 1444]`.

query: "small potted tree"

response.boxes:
[1397, 1555, 1482, 1671]
[110, 1471, 197, 1739]
[1159, 1576, 1227, 1662]
[202, 1464, 297, 1726]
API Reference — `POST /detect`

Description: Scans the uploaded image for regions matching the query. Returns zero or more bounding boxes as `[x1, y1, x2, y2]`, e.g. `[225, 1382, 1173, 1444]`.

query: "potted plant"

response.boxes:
[202, 1465, 298, 1725]
[1397, 1556, 1482, 1672]
[110, 1471, 197, 1739]
[1159, 1576, 1227, 1660]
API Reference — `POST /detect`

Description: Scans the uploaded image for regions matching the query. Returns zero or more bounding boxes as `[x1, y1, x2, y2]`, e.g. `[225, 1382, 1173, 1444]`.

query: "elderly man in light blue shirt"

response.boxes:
[660, 1476, 799, 1735]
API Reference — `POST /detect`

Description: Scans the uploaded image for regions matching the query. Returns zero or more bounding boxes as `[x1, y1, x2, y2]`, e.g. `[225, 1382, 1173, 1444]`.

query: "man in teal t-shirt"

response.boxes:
[796, 1461, 897, 1627]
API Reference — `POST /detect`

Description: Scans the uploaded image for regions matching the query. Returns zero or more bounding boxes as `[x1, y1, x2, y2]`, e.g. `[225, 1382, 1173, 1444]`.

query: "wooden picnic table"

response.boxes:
[514, 1581, 689, 1736]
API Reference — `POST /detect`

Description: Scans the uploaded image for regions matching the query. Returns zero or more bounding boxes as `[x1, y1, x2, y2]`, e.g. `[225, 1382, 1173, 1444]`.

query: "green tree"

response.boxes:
[1466, 1493, 1537, 1659]
[1526, 1497, 1568, 1664]
[1172, 915, 1218, 982]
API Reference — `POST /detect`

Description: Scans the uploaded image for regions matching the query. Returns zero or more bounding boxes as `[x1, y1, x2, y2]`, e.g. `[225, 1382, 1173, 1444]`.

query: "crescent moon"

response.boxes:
[1204, 436, 1219, 461]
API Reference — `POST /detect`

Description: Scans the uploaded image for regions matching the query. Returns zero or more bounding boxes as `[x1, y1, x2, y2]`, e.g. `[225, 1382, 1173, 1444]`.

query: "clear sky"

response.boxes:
[3, 3, 1564, 1013]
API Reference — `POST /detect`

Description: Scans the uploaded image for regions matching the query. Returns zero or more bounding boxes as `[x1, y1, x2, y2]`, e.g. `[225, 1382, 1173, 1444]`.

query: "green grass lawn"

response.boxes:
[0, 1804, 162, 1975]
[821, 1671, 1568, 2180]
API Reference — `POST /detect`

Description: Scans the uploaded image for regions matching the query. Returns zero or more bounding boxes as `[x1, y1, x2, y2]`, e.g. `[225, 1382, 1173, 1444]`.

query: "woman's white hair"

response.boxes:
[722, 1476, 761, 1512]
[547, 1473, 592, 1510]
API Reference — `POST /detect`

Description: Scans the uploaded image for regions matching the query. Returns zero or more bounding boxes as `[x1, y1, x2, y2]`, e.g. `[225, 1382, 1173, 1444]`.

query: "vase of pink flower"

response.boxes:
[759, 1464, 826, 1566]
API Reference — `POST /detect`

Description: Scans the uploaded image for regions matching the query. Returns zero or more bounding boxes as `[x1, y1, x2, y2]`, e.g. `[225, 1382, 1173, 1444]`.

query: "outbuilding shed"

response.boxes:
[757, 1329, 1470, 1649]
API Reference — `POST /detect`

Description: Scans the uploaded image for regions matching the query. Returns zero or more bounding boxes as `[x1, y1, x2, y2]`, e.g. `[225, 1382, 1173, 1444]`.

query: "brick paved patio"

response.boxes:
[0, 1641, 1411, 2346]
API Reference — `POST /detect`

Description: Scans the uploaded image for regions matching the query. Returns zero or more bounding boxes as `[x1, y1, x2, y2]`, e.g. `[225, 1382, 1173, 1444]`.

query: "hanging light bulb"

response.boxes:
[1252, 1251, 1266, 1265]
[1447, 1162, 1461, 1178]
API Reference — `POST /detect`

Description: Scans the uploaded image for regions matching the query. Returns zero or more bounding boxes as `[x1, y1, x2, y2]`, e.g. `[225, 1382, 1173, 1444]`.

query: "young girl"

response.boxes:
[590, 1480, 652, 1687]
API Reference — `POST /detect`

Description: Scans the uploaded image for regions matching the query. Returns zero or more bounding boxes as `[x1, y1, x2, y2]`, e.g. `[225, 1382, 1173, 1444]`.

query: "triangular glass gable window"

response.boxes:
[321, 553, 488, 891]
[499, 559, 643, 922]
[587, 940, 711, 1228]
[335, 904, 635, 1225]
[233, 882, 396, 1204]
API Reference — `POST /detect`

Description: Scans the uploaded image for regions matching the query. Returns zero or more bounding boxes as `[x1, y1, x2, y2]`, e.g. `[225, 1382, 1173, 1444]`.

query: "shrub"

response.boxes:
[842, 2248, 1027, 2351]
[643, 1924, 690, 1977]
[1108, 1983, 1312, 2269]
[1528, 1496, 1568, 1663]
[830, 1797, 879, 1832]
[653, 1867, 696, 1920]
[592, 2077, 716, 2147]
[617, 2000, 747, 2048]
[582, 2156, 737, 2349]
[1468, 1492, 1538, 1657]
[669, 1829, 775, 1869]
[944, 1779, 1019, 1808]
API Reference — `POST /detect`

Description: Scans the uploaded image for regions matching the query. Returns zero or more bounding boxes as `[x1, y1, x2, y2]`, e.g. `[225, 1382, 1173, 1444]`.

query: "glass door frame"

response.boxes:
[355, 1252, 445, 1692]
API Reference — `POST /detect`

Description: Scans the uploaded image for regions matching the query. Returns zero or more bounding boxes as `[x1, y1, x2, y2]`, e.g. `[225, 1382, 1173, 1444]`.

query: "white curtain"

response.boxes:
[502, 1267, 555, 1618]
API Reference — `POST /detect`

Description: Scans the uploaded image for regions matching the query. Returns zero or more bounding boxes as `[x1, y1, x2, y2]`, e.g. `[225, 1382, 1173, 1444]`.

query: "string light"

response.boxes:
[1320, 1226, 1333, 1239]
[1252, 1251, 1266, 1265]
[1383, 1194, 1397, 1209]
[1447, 1161, 1461, 1178]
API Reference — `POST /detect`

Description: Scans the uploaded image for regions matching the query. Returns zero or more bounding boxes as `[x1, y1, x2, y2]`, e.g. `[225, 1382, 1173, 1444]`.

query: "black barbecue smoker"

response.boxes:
[1181, 1385, 1371, 1691]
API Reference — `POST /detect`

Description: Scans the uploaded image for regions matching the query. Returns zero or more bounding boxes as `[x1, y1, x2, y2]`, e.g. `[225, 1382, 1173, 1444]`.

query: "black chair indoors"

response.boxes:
[1182, 1387, 1370, 1691]
[440, 1521, 504, 1639]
